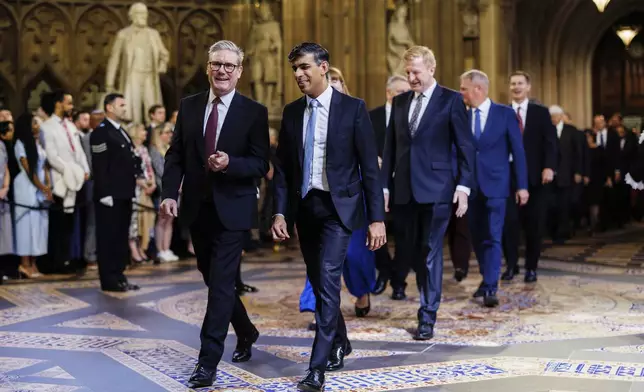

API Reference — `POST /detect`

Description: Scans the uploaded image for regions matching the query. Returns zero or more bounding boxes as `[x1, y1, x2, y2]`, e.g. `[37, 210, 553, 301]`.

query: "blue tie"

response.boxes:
[474, 108, 481, 140]
[302, 99, 319, 197]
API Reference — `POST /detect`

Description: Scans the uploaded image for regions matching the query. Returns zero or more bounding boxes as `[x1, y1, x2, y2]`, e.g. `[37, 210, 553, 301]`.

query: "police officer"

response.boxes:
[90, 93, 141, 292]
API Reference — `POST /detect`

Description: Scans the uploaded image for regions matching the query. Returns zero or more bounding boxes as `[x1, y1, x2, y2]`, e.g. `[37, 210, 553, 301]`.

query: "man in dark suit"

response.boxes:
[615, 124, 637, 226]
[459, 70, 528, 307]
[91, 93, 141, 292]
[547, 105, 582, 243]
[160, 40, 268, 388]
[501, 71, 558, 283]
[381, 46, 475, 340]
[369, 74, 410, 295]
[272, 42, 386, 392]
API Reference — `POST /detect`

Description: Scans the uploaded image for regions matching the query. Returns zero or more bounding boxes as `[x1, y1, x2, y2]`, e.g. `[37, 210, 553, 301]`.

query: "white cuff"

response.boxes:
[456, 185, 471, 196]
[99, 196, 113, 207]
[383, 188, 389, 195]
[625, 173, 644, 190]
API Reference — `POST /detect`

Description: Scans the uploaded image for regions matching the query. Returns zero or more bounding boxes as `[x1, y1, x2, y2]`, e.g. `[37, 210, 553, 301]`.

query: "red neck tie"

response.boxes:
[516, 107, 524, 134]
[61, 119, 76, 152]
[204, 97, 220, 162]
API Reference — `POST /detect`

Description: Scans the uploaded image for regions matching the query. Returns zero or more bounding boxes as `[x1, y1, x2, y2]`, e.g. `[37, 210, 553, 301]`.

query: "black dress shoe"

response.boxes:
[297, 369, 325, 392]
[236, 283, 259, 295]
[524, 269, 537, 283]
[102, 284, 128, 292]
[413, 323, 434, 340]
[326, 341, 352, 371]
[307, 322, 317, 331]
[126, 283, 140, 291]
[372, 274, 388, 295]
[483, 291, 499, 307]
[188, 364, 216, 388]
[232, 329, 259, 363]
[472, 282, 485, 298]
[391, 288, 406, 300]
[501, 265, 520, 281]
[454, 269, 467, 282]
[354, 295, 370, 318]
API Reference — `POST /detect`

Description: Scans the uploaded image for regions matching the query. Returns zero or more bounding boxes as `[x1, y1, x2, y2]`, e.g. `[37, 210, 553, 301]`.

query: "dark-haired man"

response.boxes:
[41, 90, 89, 271]
[90, 93, 140, 292]
[272, 42, 386, 392]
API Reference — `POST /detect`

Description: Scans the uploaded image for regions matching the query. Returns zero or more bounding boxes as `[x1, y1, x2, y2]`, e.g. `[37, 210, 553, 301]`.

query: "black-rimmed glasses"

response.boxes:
[208, 61, 239, 73]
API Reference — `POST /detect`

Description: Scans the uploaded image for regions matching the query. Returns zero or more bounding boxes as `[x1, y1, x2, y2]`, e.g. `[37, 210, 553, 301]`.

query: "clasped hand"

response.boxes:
[208, 151, 229, 172]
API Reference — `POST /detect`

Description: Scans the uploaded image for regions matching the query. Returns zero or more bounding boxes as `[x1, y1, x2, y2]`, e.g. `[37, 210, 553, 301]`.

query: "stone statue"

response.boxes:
[246, 3, 282, 114]
[387, 3, 416, 75]
[462, 9, 480, 39]
[105, 2, 169, 124]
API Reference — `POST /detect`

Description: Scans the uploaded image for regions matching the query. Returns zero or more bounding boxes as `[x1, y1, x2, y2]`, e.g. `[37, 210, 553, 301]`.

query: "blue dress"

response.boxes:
[13, 140, 48, 256]
[0, 141, 12, 255]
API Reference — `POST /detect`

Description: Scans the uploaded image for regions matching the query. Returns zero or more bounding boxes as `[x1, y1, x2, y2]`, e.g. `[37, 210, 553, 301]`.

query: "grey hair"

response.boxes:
[460, 69, 489, 90]
[386, 74, 408, 88]
[208, 40, 245, 64]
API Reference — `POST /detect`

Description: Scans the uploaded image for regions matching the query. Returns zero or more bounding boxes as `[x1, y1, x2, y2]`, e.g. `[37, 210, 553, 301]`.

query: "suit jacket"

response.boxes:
[578, 129, 591, 178]
[273, 88, 385, 231]
[381, 85, 475, 204]
[520, 103, 558, 188]
[555, 123, 582, 187]
[90, 119, 138, 201]
[369, 105, 387, 157]
[617, 132, 638, 176]
[162, 90, 270, 230]
[471, 102, 528, 198]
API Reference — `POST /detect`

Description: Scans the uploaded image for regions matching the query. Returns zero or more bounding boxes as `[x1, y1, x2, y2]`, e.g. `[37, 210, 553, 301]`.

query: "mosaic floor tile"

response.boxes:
[590, 345, 644, 354]
[101, 285, 172, 299]
[54, 312, 146, 332]
[30, 366, 75, 379]
[254, 345, 416, 363]
[0, 383, 80, 392]
[0, 357, 43, 373]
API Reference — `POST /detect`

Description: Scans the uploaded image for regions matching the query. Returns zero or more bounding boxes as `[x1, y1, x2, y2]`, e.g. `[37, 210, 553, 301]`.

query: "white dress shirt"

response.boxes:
[385, 102, 392, 127]
[509, 99, 529, 162]
[106, 117, 131, 143]
[556, 120, 564, 139]
[596, 128, 608, 148]
[471, 98, 491, 135]
[303, 84, 334, 192]
[203, 88, 236, 151]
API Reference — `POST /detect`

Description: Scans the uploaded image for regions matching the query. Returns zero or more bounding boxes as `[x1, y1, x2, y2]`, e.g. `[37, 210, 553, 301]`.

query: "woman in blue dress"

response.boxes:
[0, 121, 14, 258]
[13, 114, 51, 278]
[299, 67, 376, 324]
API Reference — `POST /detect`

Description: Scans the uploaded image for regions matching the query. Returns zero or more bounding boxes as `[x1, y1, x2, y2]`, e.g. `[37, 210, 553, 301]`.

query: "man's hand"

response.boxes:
[515, 189, 529, 206]
[84, 173, 90, 181]
[367, 221, 386, 251]
[208, 151, 229, 172]
[615, 171, 622, 183]
[384, 190, 390, 213]
[271, 215, 290, 242]
[99, 196, 113, 207]
[453, 190, 468, 217]
[542, 168, 554, 184]
[574, 174, 582, 184]
[160, 198, 178, 217]
[377, 156, 383, 169]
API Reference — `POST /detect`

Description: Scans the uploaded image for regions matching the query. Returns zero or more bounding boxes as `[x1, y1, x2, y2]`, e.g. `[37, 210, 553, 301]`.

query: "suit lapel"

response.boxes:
[327, 89, 343, 146]
[294, 97, 306, 168]
[195, 91, 209, 163]
[414, 84, 443, 137]
[216, 92, 244, 151]
[478, 102, 497, 146]
[399, 91, 414, 139]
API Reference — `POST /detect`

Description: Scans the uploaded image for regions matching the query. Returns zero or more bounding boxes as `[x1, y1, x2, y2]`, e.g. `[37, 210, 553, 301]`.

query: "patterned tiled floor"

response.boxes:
[2, 227, 644, 391]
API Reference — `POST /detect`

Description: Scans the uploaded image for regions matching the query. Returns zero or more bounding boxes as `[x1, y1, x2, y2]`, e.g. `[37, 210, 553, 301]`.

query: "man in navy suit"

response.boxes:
[381, 46, 475, 340]
[272, 42, 386, 392]
[459, 70, 529, 307]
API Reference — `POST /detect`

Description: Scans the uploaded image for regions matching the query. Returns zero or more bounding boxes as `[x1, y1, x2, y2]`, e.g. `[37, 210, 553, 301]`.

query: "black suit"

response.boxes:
[162, 90, 269, 370]
[90, 119, 138, 290]
[572, 128, 590, 228]
[273, 87, 384, 372]
[615, 132, 637, 225]
[502, 103, 558, 272]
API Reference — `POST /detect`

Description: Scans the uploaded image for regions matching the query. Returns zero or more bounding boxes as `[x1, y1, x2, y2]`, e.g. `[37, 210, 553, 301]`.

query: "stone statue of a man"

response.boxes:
[105, 2, 169, 124]
[387, 3, 416, 75]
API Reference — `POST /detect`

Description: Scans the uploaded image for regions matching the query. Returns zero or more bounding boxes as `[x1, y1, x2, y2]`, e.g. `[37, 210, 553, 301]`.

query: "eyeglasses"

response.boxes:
[207, 61, 239, 73]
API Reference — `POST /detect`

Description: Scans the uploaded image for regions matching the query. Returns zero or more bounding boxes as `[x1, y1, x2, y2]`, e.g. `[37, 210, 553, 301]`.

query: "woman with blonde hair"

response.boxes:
[149, 122, 179, 262]
[328, 67, 351, 96]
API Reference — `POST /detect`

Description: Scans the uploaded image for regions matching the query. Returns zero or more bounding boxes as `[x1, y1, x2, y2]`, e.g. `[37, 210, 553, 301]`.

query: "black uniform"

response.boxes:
[90, 119, 140, 291]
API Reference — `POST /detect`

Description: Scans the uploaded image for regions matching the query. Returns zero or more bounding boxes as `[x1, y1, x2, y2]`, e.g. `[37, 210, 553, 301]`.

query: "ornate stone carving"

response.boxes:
[0, 5, 17, 85]
[26, 80, 52, 112]
[462, 9, 480, 39]
[246, 3, 282, 113]
[178, 11, 221, 88]
[387, 3, 415, 75]
[105, 2, 170, 124]
[148, 8, 174, 68]
[21, 4, 71, 85]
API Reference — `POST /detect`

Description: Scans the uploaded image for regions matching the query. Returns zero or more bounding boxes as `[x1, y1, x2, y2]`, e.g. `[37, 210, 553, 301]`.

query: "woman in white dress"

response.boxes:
[0, 121, 14, 257]
[13, 114, 51, 278]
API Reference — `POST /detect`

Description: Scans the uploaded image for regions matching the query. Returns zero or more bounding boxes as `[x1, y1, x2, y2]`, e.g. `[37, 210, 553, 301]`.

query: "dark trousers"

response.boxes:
[392, 201, 451, 325]
[468, 193, 506, 292]
[446, 204, 471, 273]
[615, 182, 632, 226]
[95, 199, 132, 289]
[547, 184, 571, 240]
[190, 202, 255, 370]
[48, 196, 74, 269]
[374, 245, 393, 281]
[503, 185, 547, 271]
[296, 190, 351, 372]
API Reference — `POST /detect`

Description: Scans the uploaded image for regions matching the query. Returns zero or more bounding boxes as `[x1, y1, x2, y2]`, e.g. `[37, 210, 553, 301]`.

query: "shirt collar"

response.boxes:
[50, 114, 63, 123]
[208, 88, 236, 108]
[385, 102, 392, 112]
[556, 121, 564, 132]
[512, 99, 529, 111]
[106, 117, 122, 131]
[474, 98, 491, 114]
[306, 84, 334, 110]
[414, 81, 437, 100]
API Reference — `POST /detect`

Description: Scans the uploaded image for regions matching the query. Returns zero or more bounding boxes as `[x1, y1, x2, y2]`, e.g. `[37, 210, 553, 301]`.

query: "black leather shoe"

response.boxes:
[501, 265, 520, 281]
[483, 291, 499, 307]
[413, 323, 434, 340]
[454, 269, 467, 282]
[126, 283, 140, 291]
[524, 269, 537, 283]
[372, 274, 388, 295]
[391, 288, 406, 300]
[354, 295, 370, 318]
[232, 329, 259, 363]
[102, 284, 127, 292]
[236, 283, 259, 295]
[297, 369, 325, 392]
[326, 341, 352, 371]
[188, 364, 216, 388]
[307, 322, 317, 331]
[472, 282, 485, 298]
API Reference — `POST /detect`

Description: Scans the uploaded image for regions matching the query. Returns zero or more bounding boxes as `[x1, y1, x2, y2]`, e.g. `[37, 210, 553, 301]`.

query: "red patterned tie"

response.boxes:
[516, 107, 524, 134]
[61, 119, 76, 152]
[204, 97, 220, 162]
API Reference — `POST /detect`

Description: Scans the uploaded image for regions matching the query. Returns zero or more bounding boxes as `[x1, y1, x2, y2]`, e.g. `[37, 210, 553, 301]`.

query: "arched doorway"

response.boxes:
[592, 12, 644, 118]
